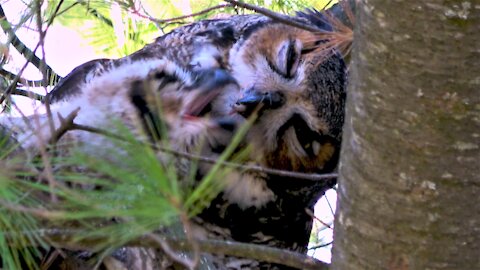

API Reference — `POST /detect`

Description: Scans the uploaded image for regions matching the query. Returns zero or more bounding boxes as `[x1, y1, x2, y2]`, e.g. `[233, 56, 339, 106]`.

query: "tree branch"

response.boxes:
[308, 241, 333, 250]
[0, 68, 48, 87]
[48, 108, 80, 145]
[0, 42, 41, 105]
[0, 4, 60, 83]
[8, 88, 45, 101]
[306, 208, 333, 230]
[38, 229, 329, 270]
[48, 111, 338, 181]
[146, 232, 196, 270]
[223, 0, 321, 32]
[129, 4, 233, 24]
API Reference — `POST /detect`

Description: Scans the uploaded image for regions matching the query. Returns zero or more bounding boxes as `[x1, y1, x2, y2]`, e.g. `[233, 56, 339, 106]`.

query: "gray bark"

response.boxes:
[332, 1, 480, 269]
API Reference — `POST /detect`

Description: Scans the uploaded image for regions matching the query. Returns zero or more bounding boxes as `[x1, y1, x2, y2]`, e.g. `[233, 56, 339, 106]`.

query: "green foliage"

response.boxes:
[184, 115, 253, 216]
[44, 0, 337, 58]
[0, 136, 46, 270]
[0, 115, 251, 268]
[50, 135, 184, 250]
[44, 1, 159, 58]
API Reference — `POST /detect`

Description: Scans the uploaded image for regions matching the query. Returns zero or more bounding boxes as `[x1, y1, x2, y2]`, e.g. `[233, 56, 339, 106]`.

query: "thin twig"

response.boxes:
[130, 4, 232, 24]
[223, 0, 321, 32]
[38, 0, 64, 129]
[40, 249, 66, 270]
[0, 68, 49, 87]
[308, 241, 333, 250]
[53, 1, 81, 19]
[3, 93, 35, 132]
[0, 42, 41, 105]
[322, 0, 335, 10]
[0, 0, 66, 104]
[40, 108, 337, 181]
[0, 199, 64, 219]
[305, 208, 333, 230]
[179, 211, 200, 269]
[0, 4, 60, 82]
[325, 193, 335, 216]
[67, 122, 338, 181]
[8, 88, 45, 101]
[146, 233, 196, 270]
[33, 0, 66, 203]
[48, 108, 80, 145]
[32, 110, 58, 203]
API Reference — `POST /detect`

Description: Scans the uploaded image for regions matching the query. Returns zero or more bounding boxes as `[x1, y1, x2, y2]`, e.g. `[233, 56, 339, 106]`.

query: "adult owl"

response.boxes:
[3, 4, 348, 269]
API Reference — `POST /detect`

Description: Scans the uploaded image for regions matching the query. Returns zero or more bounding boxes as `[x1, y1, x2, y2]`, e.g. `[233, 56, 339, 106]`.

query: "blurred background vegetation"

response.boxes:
[46, 0, 336, 57]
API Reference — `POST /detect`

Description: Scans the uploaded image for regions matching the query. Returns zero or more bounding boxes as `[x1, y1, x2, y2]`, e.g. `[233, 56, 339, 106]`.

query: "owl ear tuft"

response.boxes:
[275, 39, 302, 78]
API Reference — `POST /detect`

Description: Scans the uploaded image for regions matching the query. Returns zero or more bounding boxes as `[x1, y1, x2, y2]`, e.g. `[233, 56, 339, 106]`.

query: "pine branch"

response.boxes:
[77, 1, 113, 28]
[48, 110, 338, 182]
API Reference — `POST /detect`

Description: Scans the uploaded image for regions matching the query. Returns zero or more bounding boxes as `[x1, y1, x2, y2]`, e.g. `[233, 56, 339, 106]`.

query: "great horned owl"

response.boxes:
[187, 20, 345, 269]
[129, 12, 346, 269]
[23, 9, 346, 269]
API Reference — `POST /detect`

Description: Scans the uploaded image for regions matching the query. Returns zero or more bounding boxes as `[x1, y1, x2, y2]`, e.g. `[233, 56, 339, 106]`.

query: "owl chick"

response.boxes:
[1, 58, 239, 167]
[128, 65, 241, 178]
[0, 58, 248, 270]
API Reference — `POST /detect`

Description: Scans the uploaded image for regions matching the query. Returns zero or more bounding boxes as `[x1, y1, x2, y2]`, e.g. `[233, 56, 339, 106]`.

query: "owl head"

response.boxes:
[228, 23, 347, 173]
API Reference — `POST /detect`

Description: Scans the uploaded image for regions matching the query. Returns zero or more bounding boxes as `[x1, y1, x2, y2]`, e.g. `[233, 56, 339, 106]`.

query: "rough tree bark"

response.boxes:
[332, 1, 479, 270]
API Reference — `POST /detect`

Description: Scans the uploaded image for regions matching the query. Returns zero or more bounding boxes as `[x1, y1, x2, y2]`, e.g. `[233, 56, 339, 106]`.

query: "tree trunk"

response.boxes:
[332, 1, 479, 269]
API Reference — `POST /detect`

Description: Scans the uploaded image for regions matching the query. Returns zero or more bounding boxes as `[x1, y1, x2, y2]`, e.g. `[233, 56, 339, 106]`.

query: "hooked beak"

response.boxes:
[233, 90, 285, 117]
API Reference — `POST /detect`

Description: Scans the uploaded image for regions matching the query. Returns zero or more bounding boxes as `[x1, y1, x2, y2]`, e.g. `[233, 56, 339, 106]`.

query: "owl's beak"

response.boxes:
[184, 69, 239, 116]
[234, 90, 284, 117]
